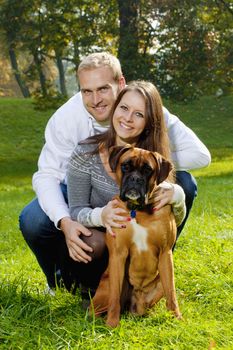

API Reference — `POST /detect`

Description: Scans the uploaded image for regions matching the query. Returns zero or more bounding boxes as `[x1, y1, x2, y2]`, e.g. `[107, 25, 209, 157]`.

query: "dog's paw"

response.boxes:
[174, 309, 183, 320]
[106, 316, 120, 328]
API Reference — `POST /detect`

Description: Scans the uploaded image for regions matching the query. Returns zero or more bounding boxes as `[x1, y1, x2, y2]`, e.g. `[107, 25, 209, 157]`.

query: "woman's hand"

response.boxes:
[101, 199, 129, 236]
[152, 182, 185, 211]
[152, 183, 175, 211]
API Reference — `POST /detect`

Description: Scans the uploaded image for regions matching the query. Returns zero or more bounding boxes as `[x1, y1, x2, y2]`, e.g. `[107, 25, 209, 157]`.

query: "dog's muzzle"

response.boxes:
[120, 172, 147, 207]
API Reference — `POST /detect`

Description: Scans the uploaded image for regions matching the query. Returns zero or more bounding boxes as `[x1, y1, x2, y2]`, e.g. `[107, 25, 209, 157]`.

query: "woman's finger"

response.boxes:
[106, 224, 116, 237]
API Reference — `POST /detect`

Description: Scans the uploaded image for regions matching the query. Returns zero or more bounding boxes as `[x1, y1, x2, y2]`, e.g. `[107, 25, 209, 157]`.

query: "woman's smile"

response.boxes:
[119, 121, 134, 130]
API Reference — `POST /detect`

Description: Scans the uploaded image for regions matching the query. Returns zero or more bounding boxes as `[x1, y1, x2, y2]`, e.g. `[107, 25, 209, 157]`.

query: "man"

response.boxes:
[19, 52, 211, 292]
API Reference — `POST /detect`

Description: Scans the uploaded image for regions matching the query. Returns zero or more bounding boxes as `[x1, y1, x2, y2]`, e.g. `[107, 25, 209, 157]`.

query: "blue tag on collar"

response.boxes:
[130, 210, 136, 219]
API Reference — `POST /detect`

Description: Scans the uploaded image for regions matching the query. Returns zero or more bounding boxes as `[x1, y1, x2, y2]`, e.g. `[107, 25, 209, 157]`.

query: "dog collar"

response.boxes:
[130, 210, 136, 219]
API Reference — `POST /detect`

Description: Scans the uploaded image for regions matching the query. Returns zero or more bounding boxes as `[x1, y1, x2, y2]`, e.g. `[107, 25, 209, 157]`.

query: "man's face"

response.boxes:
[78, 66, 125, 123]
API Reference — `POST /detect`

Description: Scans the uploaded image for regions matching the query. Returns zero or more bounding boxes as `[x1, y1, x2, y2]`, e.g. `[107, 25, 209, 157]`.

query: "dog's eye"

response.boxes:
[142, 163, 153, 176]
[121, 162, 132, 173]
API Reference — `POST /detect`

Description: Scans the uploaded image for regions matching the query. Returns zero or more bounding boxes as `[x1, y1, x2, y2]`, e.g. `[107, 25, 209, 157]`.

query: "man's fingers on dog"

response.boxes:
[70, 246, 91, 263]
[69, 247, 82, 262]
[69, 238, 93, 261]
[74, 236, 93, 253]
[70, 251, 88, 263]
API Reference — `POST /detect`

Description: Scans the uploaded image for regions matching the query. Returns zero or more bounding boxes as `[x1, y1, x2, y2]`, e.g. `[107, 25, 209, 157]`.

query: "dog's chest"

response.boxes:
[130, 218, 149, 252]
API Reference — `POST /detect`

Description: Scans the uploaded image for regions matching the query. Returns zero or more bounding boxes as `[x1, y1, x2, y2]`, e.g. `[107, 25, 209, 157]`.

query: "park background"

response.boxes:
[0, 1, 232, 349]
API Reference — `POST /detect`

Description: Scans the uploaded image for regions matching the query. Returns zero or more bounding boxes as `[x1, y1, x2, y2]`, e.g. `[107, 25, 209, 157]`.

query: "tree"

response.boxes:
[1, 0, 231, 101]
[117, 0, 140, 80]
[150, 0, 233, 100]
[0, 0, 30, 97]
[200, 0, 233, 93]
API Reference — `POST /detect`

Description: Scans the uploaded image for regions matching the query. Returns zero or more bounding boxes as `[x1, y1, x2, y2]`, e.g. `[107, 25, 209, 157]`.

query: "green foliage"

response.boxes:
[118, 0, 233, 100]
[0, 96, 233, 349]
[32, 89, 68, 110]
[0, 0, 232, 101]
[151, 0, 233, 101]
[0, 0, 118, 97]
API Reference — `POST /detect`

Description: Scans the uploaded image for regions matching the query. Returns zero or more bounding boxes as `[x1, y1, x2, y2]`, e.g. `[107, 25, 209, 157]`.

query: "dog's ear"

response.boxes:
[152, 152, 173, 184]
[109, 145, 132, 172]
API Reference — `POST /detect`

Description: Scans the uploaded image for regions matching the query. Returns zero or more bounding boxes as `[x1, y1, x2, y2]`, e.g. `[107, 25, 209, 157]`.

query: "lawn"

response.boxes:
[0, 95, 233, 350]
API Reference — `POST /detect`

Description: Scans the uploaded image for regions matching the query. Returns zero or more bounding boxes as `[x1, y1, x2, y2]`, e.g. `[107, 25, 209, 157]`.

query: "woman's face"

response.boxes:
[113, 90, 146, 146]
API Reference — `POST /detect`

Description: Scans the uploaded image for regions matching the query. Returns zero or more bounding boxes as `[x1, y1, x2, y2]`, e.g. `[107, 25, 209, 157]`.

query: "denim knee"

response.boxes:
[19, 198, 55, 244]
[176, 171, 197, 203]
[19, 184, 67, 245]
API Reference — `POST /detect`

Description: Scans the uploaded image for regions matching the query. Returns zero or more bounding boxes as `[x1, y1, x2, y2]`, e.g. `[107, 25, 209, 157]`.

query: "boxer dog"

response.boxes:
[91, 145, 181, 327]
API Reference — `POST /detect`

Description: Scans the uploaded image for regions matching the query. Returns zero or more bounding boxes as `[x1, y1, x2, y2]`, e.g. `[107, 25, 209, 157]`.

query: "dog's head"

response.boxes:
[109, 145, 173, 209]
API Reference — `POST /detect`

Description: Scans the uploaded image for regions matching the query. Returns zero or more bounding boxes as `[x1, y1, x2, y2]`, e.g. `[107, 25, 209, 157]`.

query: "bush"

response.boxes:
[32, 89, 68, 111]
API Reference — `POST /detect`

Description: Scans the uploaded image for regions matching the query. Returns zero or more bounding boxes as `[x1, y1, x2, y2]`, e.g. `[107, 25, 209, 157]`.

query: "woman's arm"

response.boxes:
[67, 146, 96, 227]
[67, 145, 128, 230]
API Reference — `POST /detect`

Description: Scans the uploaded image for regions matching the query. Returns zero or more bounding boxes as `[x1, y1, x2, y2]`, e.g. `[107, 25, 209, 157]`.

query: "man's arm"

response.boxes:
[163, 107, 211, 170]
[33, 115, 75, 226]
[32, 93, 90, 227]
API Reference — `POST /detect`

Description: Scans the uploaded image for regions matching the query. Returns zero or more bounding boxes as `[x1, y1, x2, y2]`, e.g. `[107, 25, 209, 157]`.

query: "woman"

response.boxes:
[65, 81, 185, 293]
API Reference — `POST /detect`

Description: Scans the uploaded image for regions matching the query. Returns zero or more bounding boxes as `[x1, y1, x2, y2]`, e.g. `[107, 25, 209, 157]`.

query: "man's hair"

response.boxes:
[78, 52, 123, 81]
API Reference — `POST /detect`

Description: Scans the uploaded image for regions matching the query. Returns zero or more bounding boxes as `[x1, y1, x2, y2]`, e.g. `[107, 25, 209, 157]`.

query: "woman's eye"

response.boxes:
[120, 105, 128, 111]
[135, 112, 144, 118]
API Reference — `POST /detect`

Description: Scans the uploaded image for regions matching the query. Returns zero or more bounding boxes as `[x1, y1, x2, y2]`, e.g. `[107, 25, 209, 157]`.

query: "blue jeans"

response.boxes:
[175, 171, 197, 239]
[19, 172, 197, 288]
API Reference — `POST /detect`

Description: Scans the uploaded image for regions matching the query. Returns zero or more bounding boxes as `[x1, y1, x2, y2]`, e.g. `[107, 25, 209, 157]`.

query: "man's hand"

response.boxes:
[60, 217, 93, 263]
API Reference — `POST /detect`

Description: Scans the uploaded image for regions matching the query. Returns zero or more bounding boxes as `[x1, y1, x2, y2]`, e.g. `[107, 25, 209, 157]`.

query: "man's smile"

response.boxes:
[91, 105, 108, 113]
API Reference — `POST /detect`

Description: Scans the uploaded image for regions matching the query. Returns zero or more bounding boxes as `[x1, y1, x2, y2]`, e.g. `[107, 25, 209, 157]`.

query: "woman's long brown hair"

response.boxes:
[80, 80, 171, 162]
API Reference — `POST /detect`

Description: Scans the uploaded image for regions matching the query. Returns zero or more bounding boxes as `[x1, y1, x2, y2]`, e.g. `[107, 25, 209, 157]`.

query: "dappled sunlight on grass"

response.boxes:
[191, 158, 233, 178]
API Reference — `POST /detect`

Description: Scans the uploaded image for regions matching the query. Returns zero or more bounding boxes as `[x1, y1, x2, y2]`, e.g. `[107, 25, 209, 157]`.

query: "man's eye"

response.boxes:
[100, 87, 109, 92]
[82, 90, 91, 95]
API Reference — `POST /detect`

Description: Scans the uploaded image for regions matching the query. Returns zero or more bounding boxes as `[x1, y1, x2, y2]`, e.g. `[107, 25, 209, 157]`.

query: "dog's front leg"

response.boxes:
[106, 235, 128, 328]
[158, 249, 181, 319]
[91, 269, 110, 316]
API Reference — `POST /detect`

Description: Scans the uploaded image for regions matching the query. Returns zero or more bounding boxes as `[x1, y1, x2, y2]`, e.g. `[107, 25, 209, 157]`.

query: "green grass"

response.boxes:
[0, 95, 233, 350]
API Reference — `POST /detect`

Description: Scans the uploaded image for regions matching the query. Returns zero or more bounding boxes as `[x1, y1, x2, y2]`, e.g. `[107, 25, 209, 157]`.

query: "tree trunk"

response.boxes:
[117, 0, 139, 80]
[56, 53, 67, 96]
[8, 46, 30, 98]
[33, 51, 47, 97]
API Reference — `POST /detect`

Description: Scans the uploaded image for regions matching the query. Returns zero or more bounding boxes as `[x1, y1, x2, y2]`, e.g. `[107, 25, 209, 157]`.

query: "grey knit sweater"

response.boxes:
[67, 143, 119, 226]
[67, 143, 186, 227]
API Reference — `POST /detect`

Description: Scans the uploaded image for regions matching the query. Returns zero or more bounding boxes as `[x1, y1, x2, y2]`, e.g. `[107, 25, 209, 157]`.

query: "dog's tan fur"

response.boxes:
[91, 147, 181, 327]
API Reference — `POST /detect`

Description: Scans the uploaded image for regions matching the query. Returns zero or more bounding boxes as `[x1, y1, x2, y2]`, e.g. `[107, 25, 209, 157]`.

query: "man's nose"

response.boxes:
[92, 91, 102, 105]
